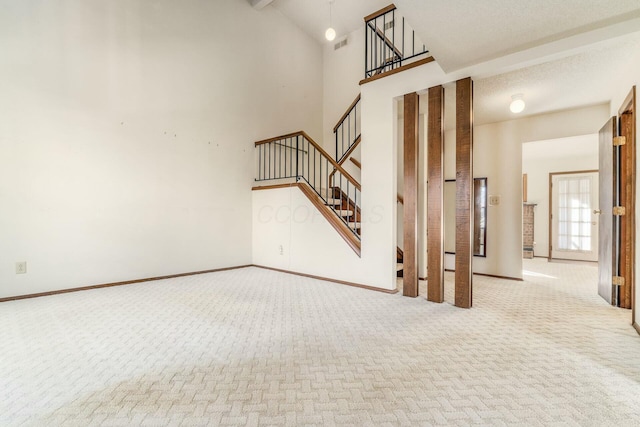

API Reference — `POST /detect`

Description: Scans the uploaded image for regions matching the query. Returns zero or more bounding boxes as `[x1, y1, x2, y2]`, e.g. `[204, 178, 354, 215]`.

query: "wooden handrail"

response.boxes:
[255, 131, 361, 192]
[300, 131, 361, 191]
[338, 135, 362, 165]
[255, 131, 305, 146]
[350, 158, 362, 169]
[329, 135, 362, 185]
[360, 56, 434, 85]
[363, 4, 396, 22]
[333, 94, 361, 133]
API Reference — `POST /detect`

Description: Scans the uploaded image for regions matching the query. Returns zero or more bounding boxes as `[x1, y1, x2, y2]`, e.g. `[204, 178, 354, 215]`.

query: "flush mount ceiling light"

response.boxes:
[510, 93, 525, 114]
[325, 0, 336, 41]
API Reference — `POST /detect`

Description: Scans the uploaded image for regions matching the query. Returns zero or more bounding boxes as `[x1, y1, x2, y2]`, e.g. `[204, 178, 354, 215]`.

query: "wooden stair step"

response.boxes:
[348, 222, 361, 229]
[336, 209, 354, 217]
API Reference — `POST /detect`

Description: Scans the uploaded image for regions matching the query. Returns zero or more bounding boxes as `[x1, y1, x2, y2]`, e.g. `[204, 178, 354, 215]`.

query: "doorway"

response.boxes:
[549, 171, 599, 262]
[598, 87, 636, 313]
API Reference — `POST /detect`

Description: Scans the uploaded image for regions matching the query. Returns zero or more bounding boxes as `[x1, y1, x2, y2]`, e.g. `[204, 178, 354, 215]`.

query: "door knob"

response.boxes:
[593, 209, 602, 214]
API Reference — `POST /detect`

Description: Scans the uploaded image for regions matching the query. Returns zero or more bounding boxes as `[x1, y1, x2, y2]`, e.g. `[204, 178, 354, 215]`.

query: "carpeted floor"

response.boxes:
[1, 258, 639, 426]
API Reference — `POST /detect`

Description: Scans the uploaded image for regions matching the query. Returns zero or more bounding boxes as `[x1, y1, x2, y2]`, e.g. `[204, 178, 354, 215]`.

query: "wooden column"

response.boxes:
[455, 77, 473, 308]
[427, 86, 444, 302]
[403, 92, 419, 297]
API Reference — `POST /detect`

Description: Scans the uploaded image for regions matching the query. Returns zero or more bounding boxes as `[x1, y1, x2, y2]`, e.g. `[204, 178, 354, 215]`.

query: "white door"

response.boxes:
[551, 172, 599, 261]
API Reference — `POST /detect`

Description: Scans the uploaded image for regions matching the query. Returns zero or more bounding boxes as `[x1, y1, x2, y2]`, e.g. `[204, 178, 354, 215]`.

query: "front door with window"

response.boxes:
[551, 171, 599, 262]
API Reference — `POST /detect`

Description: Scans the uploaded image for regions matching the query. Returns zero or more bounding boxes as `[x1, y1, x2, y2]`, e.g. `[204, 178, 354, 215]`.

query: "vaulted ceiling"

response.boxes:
[266, 0, 640, 125]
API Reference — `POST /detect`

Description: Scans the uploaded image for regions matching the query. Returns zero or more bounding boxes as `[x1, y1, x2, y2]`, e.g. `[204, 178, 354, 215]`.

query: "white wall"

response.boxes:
[522, 135, 599, 258]
[358, 61, 451, 289]
[444, 104, 609, 278]
[0, 0, 323, 298]
[252, 187, 365, 282]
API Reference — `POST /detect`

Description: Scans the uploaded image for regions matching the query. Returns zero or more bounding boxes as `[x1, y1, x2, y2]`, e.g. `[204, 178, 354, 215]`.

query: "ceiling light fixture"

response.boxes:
[325, 0, 336, 41]
[510, 93, 525, 114]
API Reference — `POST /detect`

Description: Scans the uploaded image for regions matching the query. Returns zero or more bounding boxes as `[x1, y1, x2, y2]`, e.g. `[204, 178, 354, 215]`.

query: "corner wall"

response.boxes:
[252, 187, 364, 283]
[0, 0, 323, 298]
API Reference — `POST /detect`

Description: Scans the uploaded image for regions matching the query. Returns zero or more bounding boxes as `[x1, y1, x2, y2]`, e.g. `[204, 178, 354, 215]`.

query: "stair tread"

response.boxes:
[397, 263, 403, 272]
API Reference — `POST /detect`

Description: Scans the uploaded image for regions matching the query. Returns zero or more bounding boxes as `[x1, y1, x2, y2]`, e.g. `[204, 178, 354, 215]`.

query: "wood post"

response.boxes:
[618, 87, 635, 310]
[427, 86, 444, 302]
[455, 77, 473, 308]
[403, 92, 419, 297]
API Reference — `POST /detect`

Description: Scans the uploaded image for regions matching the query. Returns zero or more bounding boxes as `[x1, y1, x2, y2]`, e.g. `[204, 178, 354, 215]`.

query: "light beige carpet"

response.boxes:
[1, 259, 639, 426]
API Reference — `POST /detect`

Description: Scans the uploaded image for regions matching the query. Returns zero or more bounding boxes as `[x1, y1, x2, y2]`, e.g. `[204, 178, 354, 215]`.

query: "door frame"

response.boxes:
[617, 87, 636, 321]
[548, 169, 599, 262]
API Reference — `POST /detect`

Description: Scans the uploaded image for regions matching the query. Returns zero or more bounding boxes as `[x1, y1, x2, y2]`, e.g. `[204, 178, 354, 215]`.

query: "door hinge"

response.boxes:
[613, 206, 626, 216]
[613, 136, 626, 146]
[613, 276, 625, 286]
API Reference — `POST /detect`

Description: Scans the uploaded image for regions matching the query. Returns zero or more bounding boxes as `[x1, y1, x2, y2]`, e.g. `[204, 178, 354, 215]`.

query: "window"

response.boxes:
[557, 176, 593, 252]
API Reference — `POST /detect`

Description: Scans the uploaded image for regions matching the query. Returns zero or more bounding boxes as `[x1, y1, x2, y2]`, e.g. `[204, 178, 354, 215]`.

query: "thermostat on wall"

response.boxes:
[489, 195, 500, 206]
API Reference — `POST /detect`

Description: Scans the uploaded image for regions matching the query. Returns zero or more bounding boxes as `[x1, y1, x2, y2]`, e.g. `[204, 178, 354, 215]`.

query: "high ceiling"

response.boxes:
[271, 0, 390, 44]
[266, 0, 640, 126]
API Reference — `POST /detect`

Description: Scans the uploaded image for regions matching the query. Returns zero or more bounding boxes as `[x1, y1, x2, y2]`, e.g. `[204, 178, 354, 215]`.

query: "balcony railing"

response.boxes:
[364, 4, 429, 78]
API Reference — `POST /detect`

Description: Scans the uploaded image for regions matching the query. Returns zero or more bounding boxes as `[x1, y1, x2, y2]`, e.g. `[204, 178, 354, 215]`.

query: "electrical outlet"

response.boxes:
[16, 262, 27, 274]
[489, 195, 501, 206]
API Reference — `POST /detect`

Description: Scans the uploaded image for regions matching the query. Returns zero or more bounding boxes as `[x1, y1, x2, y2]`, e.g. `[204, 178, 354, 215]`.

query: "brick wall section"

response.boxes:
[523, 204, 536, 258]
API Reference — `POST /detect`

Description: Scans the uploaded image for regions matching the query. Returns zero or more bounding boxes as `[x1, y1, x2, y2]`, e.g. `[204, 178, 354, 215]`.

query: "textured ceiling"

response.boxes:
[472, 30, 640, 126]
[394, 0, 640, 72]
[266, 0, 640, 126]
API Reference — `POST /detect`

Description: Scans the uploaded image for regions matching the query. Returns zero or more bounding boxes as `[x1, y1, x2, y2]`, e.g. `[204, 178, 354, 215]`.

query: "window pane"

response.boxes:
[559, 235, 568, 249]
[571, 209, 580, 222]
[556, 175, 594, 253]
[559, 222, 567, 235]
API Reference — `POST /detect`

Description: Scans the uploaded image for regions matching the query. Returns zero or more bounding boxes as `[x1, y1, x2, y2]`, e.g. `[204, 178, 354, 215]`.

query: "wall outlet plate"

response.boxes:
[489, 195, 501, 206]
[16, 261, 27, 274]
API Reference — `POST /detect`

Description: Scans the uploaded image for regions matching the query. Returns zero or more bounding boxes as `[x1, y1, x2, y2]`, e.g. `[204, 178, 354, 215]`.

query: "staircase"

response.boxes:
[324, 187, 362, 235]
[254, 131, 362, 254]
[253, 4, 431, 258]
